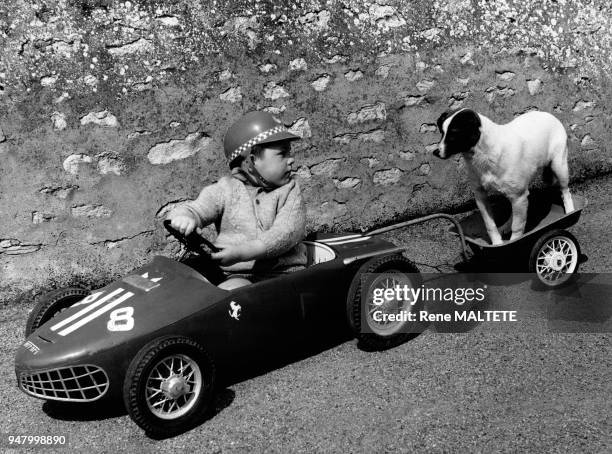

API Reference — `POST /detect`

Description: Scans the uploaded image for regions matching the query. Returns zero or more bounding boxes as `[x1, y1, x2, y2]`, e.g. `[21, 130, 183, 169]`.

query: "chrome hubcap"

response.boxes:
[146, 354, 202, 420]
[160, 376, 190, 400]
[536, 236, 578, 285]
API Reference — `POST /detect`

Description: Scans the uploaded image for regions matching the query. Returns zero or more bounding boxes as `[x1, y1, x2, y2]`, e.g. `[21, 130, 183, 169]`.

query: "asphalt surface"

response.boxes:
[1, 176, 611, 453]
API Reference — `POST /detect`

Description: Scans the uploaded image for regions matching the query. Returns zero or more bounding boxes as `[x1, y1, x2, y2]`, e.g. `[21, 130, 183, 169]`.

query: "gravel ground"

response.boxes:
[1, 175, 610, 453]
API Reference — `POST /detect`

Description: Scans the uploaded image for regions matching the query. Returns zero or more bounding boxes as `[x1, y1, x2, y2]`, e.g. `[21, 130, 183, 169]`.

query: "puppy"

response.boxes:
[434, 108, 574, 245]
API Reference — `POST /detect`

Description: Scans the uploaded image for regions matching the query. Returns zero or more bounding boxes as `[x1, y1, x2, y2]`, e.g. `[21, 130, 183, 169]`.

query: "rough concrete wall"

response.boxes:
[1, 0, 612, 301]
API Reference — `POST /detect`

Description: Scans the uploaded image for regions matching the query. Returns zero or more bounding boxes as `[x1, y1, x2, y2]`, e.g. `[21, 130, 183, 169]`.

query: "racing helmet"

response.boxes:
[223, 111, 300, 166]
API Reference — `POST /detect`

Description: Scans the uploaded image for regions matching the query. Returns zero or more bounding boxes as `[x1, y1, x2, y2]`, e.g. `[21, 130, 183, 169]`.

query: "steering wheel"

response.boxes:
[163, 220, 226, 284]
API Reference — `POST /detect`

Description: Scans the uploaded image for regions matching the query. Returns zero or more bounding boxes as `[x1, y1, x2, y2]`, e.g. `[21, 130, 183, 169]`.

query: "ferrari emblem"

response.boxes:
[229, 301, 241, 321]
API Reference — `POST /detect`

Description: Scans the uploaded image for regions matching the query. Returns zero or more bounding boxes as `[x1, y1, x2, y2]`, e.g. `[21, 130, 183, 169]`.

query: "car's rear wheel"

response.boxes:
[347, 255, 424, 351]
[529, 229, 580, 288]
[123, 336, 215, 438]
[25, 287, 90, 337]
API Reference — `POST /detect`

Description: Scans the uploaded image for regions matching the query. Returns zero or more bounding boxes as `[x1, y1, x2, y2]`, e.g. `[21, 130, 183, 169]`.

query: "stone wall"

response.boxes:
[1, 0, 611, 302]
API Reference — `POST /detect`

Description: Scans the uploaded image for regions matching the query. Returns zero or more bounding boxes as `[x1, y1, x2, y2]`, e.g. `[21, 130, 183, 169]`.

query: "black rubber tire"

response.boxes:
[123, 336, 215, 438]
[346, 254, 424, 351]
[25, 287, 89, 337]
[528, 229, 581, 288]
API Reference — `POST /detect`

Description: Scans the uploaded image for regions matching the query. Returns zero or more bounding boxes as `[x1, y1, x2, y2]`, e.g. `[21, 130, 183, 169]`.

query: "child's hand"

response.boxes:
[211, 244, 245, 266]
[169, 215, 197, 236]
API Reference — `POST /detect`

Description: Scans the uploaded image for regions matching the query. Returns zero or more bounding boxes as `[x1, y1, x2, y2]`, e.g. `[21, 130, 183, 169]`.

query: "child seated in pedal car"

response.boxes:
[167, 111, 307, 290]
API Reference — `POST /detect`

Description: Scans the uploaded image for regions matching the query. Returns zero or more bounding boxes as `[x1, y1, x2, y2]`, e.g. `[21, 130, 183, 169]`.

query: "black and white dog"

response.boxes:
[434, 108, 574, 245]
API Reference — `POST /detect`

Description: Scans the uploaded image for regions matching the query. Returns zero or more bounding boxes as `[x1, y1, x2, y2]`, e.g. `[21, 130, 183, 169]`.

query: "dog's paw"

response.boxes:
[488, 232, 503, 246]
[509, 232, 523, 242]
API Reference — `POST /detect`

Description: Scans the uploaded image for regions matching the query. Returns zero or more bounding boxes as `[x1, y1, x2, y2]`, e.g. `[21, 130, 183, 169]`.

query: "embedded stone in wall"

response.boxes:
[147, 132, 213, 165]
[496, 71, 516, 82]
[420, 124, 438, 133]
[418, 163, 431, 176]
[83, 75, 98, 88]
[402, 95, 425, 107]
[460, 52, 474, 65]
[289, 58, 307, 71]
[54, 92, 70, 104]
[425, 143, 439, 153]
[324, 55, 348, 64]
[263, 106, 286, 114]
[32, 212, 55, 224]
[369, 5, 406, 31]
[359, 129, 385, 143]
[375, 65, 390, 79]
[485, 86, 516, 103]
[156, 15, 180, 27]
[310, 158, 343, 176]
[51, 41, 74, 57]
[218, 70, 233, 81]
[296, 166, 312, 179]
[311, 75, 331, 92]
[373, 168, 403, 186]
[449, 91, 469, 109]
[573, 100, 594, 112]
[457, 77, 470, 86]
[347, 103, 387, 125]
[345, 70, 363, 82]
[581, 135, 596, 148]
[361, 157, 380, 168]
[107, 38, 154, 57]
[399, 151, 416, 161]
[264, 82, 290, 100]
[0, 239, 41, 255]
[40, 75, 58, 87]
[333, 177, 361, 189]
[71, 204, 113, 218]
[297, 10, 331, 31]
[420, 28, 441, 41]
[527, 79, 543, 95]
[128, 130, 152, 139]
[63, 154, 93, 175]
[0, 127, 5, 142]
[259, 63, 278, 73]
[80, 110, 119, 128]
[334, 129, 385, 144]
[416, 79, 435, 93]
[51, 112, 67, 130]
[40, 185, 78, 199]
[220, 87, 242, 103]
[224, 16, 260, 50]
[288, 118, 311, 138]
[96, 152, 126, 175]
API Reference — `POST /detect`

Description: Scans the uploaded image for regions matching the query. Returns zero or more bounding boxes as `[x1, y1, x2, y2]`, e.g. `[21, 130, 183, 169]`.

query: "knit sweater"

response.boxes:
[170, 176, 307, 274]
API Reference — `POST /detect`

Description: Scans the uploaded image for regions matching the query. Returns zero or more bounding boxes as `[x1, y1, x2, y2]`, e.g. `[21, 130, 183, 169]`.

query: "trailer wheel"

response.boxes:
[347, 255, 424, 351]
[25, 287, 90, 337]
[123, 336, 215, 438]
[529, 229, 580, 288]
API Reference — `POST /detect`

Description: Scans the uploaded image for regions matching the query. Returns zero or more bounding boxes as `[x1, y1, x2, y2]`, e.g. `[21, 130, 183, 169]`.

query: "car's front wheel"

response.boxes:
[25, 287, 90, 337]
[123, 336, 215, 438]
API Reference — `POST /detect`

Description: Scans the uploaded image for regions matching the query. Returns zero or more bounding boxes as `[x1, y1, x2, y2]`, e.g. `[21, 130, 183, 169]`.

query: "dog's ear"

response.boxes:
[453, 109, 482, 147]
[436, 111, 452, 133]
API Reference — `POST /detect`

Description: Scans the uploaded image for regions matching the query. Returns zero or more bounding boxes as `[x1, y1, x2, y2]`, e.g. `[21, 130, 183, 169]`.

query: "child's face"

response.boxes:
[253, 141, 295, 186]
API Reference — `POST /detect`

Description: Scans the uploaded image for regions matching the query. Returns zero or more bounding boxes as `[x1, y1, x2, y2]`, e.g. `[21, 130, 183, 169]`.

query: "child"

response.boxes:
[167, 111, 307, 290]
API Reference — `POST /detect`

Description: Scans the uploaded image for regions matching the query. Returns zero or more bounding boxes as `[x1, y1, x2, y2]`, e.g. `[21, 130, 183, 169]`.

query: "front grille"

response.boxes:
[19, 365, 109, 402]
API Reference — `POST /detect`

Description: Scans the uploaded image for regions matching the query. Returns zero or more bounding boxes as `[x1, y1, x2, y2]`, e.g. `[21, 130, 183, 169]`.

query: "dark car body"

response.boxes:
[15, 233, 404, 403]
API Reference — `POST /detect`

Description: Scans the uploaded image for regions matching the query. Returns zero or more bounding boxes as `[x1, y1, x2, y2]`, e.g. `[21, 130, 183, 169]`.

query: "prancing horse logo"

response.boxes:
[229, 301, 241, 320]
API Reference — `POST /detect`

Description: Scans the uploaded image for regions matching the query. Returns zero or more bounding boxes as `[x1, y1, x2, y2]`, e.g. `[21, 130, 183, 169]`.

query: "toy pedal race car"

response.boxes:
[15, 221, 425, 437]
